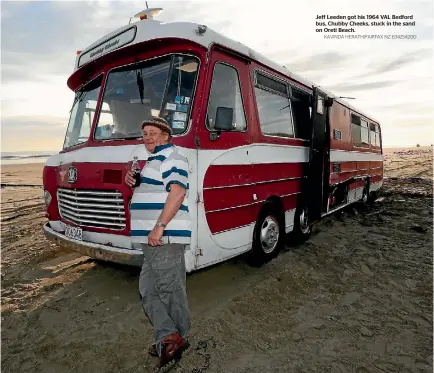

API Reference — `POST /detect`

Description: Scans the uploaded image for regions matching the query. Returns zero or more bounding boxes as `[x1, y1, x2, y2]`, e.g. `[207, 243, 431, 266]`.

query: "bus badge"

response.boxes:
[67, 166, 78, 184]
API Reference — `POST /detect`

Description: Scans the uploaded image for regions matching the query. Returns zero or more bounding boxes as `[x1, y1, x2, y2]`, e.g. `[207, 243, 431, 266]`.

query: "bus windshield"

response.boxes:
[63, 75, 102, 149]
[94, 54, 199, 140]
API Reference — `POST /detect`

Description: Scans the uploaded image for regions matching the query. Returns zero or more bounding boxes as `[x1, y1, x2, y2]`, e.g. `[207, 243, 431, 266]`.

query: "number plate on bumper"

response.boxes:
[64, 225, 83, 241]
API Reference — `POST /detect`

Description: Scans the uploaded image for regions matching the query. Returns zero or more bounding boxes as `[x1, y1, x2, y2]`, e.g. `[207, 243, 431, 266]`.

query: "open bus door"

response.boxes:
[307, 87, 332, 222]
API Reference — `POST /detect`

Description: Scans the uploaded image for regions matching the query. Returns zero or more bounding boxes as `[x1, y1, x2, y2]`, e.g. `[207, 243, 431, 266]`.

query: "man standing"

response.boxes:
[125, 117, 191, 370]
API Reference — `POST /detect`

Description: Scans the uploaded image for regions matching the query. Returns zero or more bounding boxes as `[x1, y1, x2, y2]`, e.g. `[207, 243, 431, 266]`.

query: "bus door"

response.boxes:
[195, 48, 253, 268]
[307, 87, 331, 221]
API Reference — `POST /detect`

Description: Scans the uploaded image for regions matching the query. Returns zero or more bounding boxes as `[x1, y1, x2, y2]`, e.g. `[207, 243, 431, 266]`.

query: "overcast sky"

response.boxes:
[1, 0, 433, 152]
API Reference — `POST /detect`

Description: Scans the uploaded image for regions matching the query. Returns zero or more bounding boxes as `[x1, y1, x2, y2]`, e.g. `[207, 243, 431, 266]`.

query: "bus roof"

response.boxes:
[74, 18, 379, 124]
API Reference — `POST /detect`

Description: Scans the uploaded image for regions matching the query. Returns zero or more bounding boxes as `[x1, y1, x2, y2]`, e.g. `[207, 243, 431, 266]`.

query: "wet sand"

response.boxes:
[1, 147, 433, 373]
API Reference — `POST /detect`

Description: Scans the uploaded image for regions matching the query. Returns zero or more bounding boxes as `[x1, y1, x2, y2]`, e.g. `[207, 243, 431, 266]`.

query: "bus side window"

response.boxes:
[360, 119, 369, 146]
[254, 71, 294, 138]
[351, 114, 361, 146]
[206, 63, 247, 132]
[375, 124, 381, 147]
[369, 123, 376, 147]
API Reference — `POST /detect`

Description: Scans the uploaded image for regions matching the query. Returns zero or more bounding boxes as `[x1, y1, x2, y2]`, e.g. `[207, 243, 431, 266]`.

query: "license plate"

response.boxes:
[64, 225, 83, 241]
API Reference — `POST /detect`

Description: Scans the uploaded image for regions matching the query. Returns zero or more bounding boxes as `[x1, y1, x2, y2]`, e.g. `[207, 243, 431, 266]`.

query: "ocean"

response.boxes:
[1, 151, 58, 165]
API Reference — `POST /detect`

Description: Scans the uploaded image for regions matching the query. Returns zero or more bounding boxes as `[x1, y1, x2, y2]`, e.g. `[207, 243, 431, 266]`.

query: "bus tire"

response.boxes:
[361, 182, 369, 205]
[368, 190, 377, 204]
[292, 205, 312, 242]
[248, 202, 284, 266]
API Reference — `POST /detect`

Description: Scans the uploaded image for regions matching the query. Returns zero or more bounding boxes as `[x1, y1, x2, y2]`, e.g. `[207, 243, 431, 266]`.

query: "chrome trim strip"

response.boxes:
[205, 192, 300, 213]
[203, 176, 302, 190]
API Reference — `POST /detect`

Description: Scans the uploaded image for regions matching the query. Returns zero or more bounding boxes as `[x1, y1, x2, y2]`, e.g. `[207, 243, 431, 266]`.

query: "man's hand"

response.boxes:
[148, 226, 164, 246]
[125, 170, 135, 187]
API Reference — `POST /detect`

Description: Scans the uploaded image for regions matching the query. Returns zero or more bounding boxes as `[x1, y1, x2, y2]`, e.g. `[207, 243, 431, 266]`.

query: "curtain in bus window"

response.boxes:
[206, 63, 247, 131]
[254, 87, 294, 137]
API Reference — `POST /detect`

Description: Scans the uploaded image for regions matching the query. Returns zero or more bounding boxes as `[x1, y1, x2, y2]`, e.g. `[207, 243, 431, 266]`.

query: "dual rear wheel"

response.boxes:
[248, 202, 311, 266]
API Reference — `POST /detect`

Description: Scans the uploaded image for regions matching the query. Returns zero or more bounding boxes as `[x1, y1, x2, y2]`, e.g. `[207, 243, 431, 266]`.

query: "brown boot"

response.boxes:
[154, 333, 190, 370]
[148, 343, 158, 357]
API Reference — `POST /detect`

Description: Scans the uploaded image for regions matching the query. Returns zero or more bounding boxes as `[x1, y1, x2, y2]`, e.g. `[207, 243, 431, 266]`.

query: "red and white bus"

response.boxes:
[42, 8, 383, 271]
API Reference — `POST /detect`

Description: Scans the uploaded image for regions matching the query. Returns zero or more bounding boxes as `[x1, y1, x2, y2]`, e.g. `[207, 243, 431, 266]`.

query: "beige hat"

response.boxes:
[141, 116, 172, 136]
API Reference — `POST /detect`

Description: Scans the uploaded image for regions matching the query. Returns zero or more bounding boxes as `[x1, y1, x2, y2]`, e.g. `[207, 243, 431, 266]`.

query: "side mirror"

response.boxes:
[214, 107, 233, 131]
[325, 97, 334, 107]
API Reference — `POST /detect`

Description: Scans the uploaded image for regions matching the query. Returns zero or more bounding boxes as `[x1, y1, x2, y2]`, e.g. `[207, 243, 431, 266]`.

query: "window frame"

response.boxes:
[205, 61, 248, 133]
[253, 68, 296, 139]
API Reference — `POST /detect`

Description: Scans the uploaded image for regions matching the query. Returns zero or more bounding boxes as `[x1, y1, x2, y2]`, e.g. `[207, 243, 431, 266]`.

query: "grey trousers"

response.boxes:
[136, 243, 190, 356]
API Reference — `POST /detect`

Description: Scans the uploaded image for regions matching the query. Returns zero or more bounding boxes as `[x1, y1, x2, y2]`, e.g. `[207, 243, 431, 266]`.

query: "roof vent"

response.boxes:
[133, 3, 163, 21]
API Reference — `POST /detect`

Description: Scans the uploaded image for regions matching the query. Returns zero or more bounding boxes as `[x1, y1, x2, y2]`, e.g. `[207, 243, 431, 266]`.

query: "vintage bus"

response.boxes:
[42, 8, 383, 271]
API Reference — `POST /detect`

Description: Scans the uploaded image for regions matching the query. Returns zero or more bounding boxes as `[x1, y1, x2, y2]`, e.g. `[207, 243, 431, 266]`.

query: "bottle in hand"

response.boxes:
[131, 156, 141, 188]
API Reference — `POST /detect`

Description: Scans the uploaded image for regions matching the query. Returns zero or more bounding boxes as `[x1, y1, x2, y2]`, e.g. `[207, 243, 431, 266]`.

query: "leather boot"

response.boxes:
[154, 333, 190, 370]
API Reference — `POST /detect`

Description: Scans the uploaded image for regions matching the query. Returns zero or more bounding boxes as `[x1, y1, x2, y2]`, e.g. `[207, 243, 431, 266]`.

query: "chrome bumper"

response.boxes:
[43, 222, 143, 267]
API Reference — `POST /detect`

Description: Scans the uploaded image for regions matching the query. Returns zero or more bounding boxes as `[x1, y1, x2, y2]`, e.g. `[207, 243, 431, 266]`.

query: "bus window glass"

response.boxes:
[255, 87, 294, 137]
[361, 119, 369, 145]
[351, 114, 361, 146]
[206, 63, 247, 132]
[63, 75, 102, 149]
[375, 125, 381, 147]
[370, 123, 376, 146]
[95, 54, 199, 140]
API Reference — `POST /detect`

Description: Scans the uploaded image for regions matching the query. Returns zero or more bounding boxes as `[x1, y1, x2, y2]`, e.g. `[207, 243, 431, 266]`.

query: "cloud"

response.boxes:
[1, 0, 433, 151]
[327, 80, 401, 92]
[285, 52, 350, 73]
[371, 48, 432, 74]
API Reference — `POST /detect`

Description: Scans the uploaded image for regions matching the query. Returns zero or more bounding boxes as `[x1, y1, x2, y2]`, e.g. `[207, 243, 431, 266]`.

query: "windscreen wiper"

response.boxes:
[136, 69, 144, 104]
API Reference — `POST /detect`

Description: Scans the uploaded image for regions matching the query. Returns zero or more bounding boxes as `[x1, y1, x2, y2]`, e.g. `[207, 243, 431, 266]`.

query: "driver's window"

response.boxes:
[206, 63, 247, 132]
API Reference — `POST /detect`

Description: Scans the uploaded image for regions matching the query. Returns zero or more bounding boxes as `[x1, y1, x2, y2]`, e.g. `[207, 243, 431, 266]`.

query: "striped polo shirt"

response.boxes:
[130, 143, 191, 244]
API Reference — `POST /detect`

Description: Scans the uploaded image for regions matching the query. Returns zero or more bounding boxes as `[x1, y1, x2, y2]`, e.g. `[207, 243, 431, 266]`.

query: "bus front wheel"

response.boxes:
[248, 202, 284, 266]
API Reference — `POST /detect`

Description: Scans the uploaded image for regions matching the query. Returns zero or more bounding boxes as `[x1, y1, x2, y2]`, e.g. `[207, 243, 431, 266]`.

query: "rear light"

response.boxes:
[43, 190, 52, 206]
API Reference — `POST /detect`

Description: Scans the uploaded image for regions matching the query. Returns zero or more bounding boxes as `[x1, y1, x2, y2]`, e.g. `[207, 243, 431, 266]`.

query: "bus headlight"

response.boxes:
[44, 190, 52, 206]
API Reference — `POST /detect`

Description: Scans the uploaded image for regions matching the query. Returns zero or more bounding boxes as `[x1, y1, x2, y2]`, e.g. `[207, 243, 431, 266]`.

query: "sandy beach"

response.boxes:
[1, 147, 433, 373]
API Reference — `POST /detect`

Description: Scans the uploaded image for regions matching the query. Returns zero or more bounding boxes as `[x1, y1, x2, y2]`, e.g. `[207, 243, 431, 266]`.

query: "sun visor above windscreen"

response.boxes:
[78, 26, 137, 68]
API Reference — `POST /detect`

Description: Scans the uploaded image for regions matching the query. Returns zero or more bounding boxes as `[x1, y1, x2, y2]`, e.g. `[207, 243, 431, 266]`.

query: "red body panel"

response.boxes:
[328, 102, 383, 188]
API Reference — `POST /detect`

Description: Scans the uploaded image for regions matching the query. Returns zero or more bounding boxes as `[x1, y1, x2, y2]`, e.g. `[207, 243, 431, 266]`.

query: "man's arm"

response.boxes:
[158, 184, 187, 225]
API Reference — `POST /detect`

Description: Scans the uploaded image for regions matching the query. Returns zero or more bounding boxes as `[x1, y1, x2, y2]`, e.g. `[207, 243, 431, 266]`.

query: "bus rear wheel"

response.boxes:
[361, 182, 370, 205]
[292, 206, 312, 242]
[248, 202, 284, 266]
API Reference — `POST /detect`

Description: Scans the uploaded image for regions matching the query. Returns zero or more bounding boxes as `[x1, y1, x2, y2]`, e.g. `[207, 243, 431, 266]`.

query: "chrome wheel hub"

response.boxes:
[260, 216, 279, 254]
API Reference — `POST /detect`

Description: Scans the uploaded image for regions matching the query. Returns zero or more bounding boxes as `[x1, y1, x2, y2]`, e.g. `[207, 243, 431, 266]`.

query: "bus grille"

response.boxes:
[57, 188, 126, 230]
